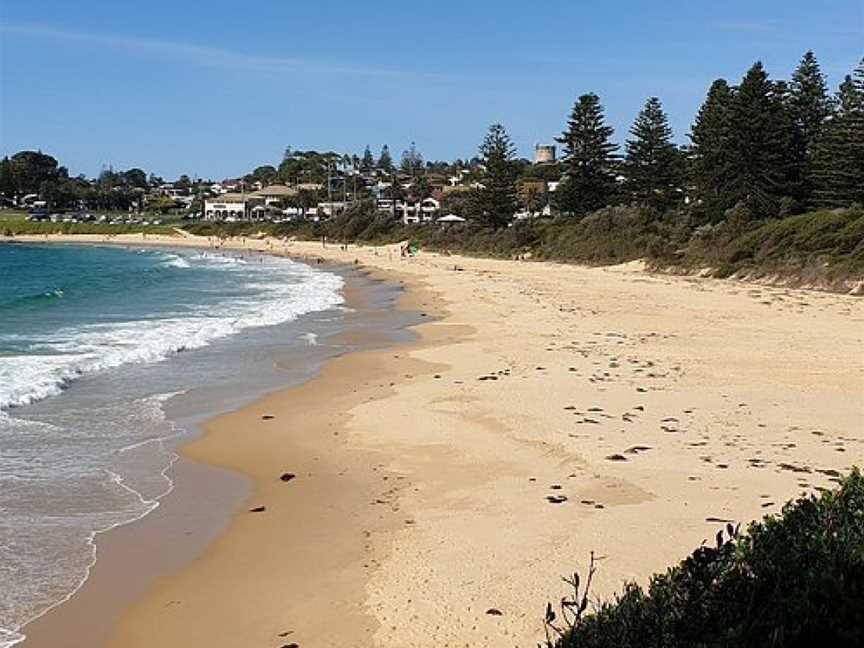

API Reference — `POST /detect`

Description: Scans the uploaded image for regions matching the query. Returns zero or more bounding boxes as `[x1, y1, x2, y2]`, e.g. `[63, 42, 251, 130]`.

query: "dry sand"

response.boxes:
[8, 232, 864, 647]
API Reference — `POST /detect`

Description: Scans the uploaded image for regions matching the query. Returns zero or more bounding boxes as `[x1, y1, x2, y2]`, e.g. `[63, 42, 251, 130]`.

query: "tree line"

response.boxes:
[0, 151, 190, 211]
[473, 51, 863, 228]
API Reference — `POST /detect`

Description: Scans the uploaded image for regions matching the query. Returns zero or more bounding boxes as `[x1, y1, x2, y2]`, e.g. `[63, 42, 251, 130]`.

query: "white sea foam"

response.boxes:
[0, 628, 24, 648]
[0, 393, 183, 646]
[0, 257, 343, 411]
[162, 255, 191, 268]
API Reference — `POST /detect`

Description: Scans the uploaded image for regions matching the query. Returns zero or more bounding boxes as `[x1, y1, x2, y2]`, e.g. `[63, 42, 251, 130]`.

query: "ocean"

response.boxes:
[0, 243, 351, 647]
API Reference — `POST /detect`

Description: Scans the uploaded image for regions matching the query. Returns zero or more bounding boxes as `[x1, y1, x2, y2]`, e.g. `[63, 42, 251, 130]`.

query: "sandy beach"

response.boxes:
[8, 232, 863, 648]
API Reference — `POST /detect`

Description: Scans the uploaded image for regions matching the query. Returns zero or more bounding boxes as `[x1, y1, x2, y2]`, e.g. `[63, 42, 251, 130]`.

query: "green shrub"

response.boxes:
[180, 206, 864, 288]
[548, 469, 864, 648]
[686, 208, 864, 279]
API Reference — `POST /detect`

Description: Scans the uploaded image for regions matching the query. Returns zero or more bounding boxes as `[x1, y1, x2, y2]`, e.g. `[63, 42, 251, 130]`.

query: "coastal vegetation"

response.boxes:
[544, 469, 864, 648]
[0, 152, 180, 212]
[334, 53, 856, 286]
[183, 204, 864, 290]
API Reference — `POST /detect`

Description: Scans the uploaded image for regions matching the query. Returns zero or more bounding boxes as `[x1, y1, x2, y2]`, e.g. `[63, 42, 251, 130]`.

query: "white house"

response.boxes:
[204, 193, 248, 220]
[401, 197, 441, 224]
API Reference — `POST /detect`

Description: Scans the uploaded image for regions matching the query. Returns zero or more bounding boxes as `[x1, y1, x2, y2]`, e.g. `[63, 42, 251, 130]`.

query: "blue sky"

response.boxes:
[1, 1, 861, 180]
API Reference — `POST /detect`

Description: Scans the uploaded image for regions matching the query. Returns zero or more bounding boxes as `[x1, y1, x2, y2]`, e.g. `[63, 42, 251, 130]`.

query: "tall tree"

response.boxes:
[555, 93, 619, 216]
[250, 165, 278, 185]
[123, 168, 148, 189]
[811, 59, 864, 207]
[360, 145, 375, 173]
[623, 97, 683, 211]
[473, 123, 519, 228]
[175, 174, 192, 193]
[689, 79, 735, 219]
[788, 51, 832, 203]
[726, 62, 794, 216]
[401, 141, 424, 177]
[377, 145, 394, 173]
[8, 150, 62, 195]
[790, 51, 832, 155]
[774, 78, 808, 206]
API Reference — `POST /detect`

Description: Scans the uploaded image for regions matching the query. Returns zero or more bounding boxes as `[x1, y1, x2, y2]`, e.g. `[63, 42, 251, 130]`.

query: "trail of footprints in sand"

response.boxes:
[544, 331, 685, 391]
[436, 269, 854, 580]
[471, 330, 850, 519]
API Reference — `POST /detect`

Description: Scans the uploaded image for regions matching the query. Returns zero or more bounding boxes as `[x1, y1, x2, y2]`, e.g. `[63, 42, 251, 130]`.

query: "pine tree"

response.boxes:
[726, 62, 793, 216]
[689, 79, 735, 220]
[400, 141, 424, 177]
[774, 79, 808, 207]
[473, 123, 519, 228]
[790, 51, 832, 154]
[377, 145, 394, 173]
[789, 51, 832, 203]
[623, 97, 683, 211]
[361, 145, 375, 173]
[811, 59, 864, 207]
[555, 93, 619, 216]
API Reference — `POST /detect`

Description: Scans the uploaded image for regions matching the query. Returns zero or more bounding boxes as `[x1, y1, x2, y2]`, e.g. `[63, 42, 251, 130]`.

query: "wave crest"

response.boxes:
[0, 258, 343, 411]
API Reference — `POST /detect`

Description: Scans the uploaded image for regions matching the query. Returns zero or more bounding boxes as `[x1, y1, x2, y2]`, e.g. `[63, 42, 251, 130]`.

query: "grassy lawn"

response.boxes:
[0, 210, 185, 236]
[0, 210, 28, 222]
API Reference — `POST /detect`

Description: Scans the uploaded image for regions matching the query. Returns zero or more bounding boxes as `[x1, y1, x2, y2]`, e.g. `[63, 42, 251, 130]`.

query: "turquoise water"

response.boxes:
[0, 243, 345, 646]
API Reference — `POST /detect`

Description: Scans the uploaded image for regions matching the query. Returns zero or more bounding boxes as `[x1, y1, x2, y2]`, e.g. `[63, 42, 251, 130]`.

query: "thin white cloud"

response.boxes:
[0, 22, 432, 79]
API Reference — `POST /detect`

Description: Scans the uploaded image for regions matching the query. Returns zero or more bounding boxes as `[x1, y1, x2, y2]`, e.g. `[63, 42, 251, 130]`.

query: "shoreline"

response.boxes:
[8, 232, 864, 647]
[13, 239, 427, 647]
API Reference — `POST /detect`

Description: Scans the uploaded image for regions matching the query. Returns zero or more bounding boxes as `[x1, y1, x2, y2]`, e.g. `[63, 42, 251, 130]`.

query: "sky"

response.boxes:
[0, 1, 861, 180]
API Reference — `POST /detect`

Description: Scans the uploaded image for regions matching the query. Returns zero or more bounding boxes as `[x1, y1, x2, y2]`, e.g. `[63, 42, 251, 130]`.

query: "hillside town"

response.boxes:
[0, 143, 563, 226]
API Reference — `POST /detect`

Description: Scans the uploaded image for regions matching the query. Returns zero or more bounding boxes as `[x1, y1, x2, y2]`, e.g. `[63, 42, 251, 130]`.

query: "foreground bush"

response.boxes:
[546, 469, 864, 648]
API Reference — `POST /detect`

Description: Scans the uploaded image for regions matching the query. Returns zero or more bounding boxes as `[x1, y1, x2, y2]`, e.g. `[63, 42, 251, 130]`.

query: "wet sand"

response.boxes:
[9, 232, 864, 647]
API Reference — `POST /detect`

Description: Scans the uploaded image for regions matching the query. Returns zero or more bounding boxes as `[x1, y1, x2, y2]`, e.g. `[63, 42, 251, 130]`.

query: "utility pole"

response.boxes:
[327, 162, 333, 218]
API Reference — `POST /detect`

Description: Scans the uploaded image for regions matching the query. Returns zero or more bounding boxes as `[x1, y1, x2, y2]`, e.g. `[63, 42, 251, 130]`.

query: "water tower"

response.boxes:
[533, 144, 556, 165]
